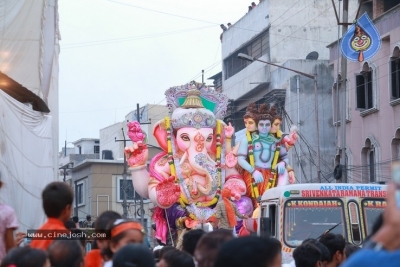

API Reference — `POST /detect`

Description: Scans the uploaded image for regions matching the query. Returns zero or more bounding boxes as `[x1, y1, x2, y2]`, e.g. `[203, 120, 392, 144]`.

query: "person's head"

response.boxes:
[181, 229, 205, 256]
[159, 246, 176, 260]
[86, 215, 92, 221]
[71, 229, 86, 248]
[102, 219, 145, 260]
[293, 243, 322, 267]
[42, 182, 73, 222]
[0, 246, 49, 267]
[302, 239, 330, 265]
[252, 2, 256, 6]
[113, 244, 156, 267]
[64, 219, 76, 230]
[214, 236, 282, 267]
[345, 242, 359, 259]
[153, 246, 163, 263]
[48, 239, 84, 267]
[194, 229, 234, 267]
[318, 233, 346, 265]
[158, 250, 194, 267]
[227, 22, 232, 27]
[72, 216, 79, 223]
[243, 103, 259, 132]
[95, 211, 122, 251]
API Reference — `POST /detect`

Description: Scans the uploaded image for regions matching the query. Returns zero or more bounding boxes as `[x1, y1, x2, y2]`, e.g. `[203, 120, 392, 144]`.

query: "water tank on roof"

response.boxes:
[102, 150, 113, 160]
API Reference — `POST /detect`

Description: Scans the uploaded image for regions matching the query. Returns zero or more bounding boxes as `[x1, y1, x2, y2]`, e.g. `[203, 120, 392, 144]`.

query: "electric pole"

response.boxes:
[340, 0, 349, 183]
[115, 104, 151, 224]
[115, 128, 129, 218]
[135, 103, 151, 228]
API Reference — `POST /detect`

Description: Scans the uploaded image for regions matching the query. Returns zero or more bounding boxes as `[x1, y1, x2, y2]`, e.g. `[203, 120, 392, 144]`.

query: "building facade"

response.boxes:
[58, 104, 169, 238]
[221, 0, 358, 182]
[328, 3, 400, 183]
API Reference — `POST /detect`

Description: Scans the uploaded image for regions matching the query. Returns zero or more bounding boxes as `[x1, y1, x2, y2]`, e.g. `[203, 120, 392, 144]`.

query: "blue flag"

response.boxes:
[340, 12, 381, 62]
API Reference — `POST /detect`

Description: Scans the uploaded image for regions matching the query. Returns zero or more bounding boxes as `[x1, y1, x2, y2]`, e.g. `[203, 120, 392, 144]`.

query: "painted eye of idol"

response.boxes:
[206, 134, 213, 142]
[180, 133, 190, 141]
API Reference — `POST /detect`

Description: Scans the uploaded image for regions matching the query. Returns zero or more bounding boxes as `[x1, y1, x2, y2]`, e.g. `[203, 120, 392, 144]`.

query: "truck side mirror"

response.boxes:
[260, 217, 271, 237]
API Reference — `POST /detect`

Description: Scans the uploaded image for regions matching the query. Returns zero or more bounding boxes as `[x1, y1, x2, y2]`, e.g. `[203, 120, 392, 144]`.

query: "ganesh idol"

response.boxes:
[124, 82, 248, 244]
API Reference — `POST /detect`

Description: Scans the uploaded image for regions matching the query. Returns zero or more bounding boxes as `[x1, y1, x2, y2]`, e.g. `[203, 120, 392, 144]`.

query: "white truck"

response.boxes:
[252, 183, 387, 264]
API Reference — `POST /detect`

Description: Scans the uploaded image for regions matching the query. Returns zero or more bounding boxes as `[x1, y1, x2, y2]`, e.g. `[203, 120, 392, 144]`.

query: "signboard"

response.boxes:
[301, 185, 386, 198]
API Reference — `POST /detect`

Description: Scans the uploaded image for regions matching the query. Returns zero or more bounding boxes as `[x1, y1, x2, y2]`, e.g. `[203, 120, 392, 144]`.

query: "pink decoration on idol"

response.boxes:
[234, 196, 253, 217]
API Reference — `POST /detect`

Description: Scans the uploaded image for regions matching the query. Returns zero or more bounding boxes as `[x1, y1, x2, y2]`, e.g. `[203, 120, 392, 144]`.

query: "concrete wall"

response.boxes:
[71, 160, 154, 232]
[328, 5, 400, 183]
[100, 122, 125, 160]
[270, 60, 335, 183]
[73, 139, 99, 154]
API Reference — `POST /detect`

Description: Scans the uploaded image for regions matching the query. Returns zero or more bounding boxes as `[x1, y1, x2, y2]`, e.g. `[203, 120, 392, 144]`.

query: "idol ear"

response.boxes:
[210, 120, 226, 154]
[152, 119, 168, 152]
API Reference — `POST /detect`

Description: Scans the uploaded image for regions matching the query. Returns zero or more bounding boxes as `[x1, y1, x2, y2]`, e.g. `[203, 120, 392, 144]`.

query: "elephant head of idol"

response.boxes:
[169, 88, 218, 196]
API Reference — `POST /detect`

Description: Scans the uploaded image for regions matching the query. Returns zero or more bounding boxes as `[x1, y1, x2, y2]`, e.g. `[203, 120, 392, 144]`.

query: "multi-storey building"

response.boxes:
[328, 2, 400, 183]
[221, 0, 358, 182]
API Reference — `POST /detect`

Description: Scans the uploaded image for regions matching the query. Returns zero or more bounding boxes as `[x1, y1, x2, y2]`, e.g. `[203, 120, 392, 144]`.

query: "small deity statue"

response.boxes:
[237, 103, 296, 203]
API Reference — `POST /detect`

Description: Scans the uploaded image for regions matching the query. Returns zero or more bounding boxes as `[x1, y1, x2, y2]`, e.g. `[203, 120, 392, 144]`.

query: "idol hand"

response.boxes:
[252, 170, 264, 184]
[277, 162, 286, 175]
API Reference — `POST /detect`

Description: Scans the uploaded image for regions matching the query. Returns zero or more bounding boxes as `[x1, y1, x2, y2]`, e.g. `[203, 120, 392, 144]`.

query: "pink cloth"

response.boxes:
[153, 207, 167, 244]
[0, 203, 18, 263]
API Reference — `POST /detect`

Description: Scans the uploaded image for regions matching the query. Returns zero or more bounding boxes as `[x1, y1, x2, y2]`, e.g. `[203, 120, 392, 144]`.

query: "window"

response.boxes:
[94, 145, 100, 154]
[76, 181, 84, 206]
[391, 128, 400, 161]
[356, 71, 373, 110]
[116, 176, 147, 202]
[384, 0, 398, 12]
[361, 137, 379, 183]
[348, 202, 362, 245]
[390, 47, 400, 102]
[362, 199, 386, 236]
[224, 30, 269, 80]
[269, 204, 276, 237]
[284, 199, 346, 247]
[355, 63, 378, 116]
[369, 150, 375, 183]
[78, 146, 82, 154]
[332, 81, 349, 124]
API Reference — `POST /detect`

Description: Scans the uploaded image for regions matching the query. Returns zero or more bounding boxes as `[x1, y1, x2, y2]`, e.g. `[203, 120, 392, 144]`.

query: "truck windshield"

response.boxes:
[284, 199, 346, 247]
[361, 199, 386, 236]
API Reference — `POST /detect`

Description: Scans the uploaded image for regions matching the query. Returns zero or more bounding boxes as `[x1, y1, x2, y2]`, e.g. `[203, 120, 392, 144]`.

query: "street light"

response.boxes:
[237, 53, 321, 183]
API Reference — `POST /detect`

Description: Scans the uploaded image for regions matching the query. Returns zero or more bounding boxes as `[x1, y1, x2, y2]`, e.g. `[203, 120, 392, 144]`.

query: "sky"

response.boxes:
[58, 0, 249, 150]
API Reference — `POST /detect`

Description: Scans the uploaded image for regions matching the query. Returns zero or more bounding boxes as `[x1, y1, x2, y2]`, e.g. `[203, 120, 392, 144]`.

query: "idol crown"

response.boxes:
[171, 108, 216, 129]
[165, 81, 229, 120]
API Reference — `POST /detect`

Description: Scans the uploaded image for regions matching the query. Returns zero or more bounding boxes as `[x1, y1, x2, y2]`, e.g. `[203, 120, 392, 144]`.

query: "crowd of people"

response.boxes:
[1, 180, 400, 267]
